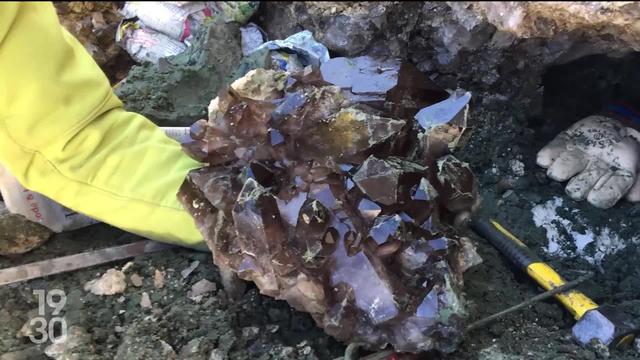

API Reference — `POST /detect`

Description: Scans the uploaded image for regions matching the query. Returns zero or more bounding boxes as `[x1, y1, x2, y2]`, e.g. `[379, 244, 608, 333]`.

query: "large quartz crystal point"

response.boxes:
[231, 178, 294, 294]
[385, 63, 450, 120]
[434, 155, 478, 214]
[320, 56, 401, 94]
[352, 156, 426, 206]
[296, 107, 406, 162]
[416, 91, 471, 161]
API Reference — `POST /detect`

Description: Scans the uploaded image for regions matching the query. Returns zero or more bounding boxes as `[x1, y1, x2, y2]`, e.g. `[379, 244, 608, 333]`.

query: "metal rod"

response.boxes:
[466, 272, 594, 332]
[0, 240, 174, 286]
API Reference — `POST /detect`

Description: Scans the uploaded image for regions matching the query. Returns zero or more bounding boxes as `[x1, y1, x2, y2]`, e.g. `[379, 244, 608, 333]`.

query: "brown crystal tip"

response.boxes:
[177, 61, 478, 353]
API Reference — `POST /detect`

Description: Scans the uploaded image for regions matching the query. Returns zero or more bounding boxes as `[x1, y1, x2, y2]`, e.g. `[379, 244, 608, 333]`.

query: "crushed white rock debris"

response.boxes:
[140, 292, 152, 309]
[154, 269, 165, 289]
[531, 197, 639, 265]
[509, 159, 525, 177]
[181, 260, 200, 279]
[44, 326, 92, 360]
[84, 268, 127, 295]
[187, 279, 217, 301]
[130, 273, 143, 287]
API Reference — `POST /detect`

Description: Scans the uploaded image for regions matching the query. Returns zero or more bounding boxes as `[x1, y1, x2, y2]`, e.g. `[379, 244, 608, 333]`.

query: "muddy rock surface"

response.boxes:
[114, 19, 244, 127]
[451, 52, 640, 360]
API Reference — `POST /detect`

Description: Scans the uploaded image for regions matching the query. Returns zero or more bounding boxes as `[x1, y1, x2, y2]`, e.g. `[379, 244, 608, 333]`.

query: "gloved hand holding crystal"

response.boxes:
[537, 115, 640, 209]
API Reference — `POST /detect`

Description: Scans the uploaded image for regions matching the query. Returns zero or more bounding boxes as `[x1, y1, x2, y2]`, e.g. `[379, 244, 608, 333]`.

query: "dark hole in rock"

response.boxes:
[538, 52, 640, 142]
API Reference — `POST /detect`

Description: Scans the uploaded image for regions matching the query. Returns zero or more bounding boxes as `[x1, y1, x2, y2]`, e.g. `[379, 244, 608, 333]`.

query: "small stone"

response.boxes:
[181, 261, 200, 279]
[44, 326, 92, 360]
[179, 337, 203, 358]
[140, 292, 152, 309]
[266, 324, 279, 333]
[84, 269, 126, 295]
[455, 237, 483, 272]
[509, 159, 525, 177]
[130, 273, 143, 287]
[154, 269, 165, 289]
[502, 189, 514, 199]
[158, 340, 176, 358]
[0, 204, 53, 256]
[478, 344, 516, 360]
[588, 339, 610, 359]
[209, 348, 227, 360]
[117, 296, 126, 303]
[279, 347, 295, 357]
[114, 326, 124, 333]
[241, 326, 260, 340]
[188, 279, 217, 301]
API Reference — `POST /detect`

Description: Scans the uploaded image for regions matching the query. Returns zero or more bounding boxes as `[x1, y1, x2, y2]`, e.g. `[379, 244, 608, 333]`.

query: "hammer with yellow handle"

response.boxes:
[469, 214, 638, 348]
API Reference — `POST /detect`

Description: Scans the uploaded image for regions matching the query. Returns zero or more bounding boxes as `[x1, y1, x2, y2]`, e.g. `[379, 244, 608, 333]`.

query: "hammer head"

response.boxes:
[572, 306, 638, 348]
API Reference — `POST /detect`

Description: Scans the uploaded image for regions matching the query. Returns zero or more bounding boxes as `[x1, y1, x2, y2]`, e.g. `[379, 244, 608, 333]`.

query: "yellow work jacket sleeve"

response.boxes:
[0, 2, 206, 249]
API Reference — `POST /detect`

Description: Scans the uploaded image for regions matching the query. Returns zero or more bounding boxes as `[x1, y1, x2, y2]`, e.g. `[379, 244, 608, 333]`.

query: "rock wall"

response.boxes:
[256, 1, 640, 111]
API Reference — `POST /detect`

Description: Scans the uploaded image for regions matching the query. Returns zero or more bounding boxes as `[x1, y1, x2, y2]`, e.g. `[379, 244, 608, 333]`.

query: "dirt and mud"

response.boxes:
[53, 2, 134, 85]
[0, 225, 344, 360]
[3, 4, 640, 360]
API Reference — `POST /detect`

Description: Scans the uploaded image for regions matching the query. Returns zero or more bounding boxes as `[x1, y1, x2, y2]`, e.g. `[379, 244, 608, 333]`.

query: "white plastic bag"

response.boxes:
[117, 2, 216, 63]
[116, 20, 188, 64]
[120, 2, 211, 42]
[0, 164, 98, 233]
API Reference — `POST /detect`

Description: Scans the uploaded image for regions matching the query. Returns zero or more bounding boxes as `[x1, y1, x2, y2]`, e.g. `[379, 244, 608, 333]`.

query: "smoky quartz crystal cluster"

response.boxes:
[177, 58, 478, 353]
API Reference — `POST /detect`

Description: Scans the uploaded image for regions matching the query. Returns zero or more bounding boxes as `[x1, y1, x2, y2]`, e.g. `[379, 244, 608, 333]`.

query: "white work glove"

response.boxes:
[536, 115, 640, 209]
